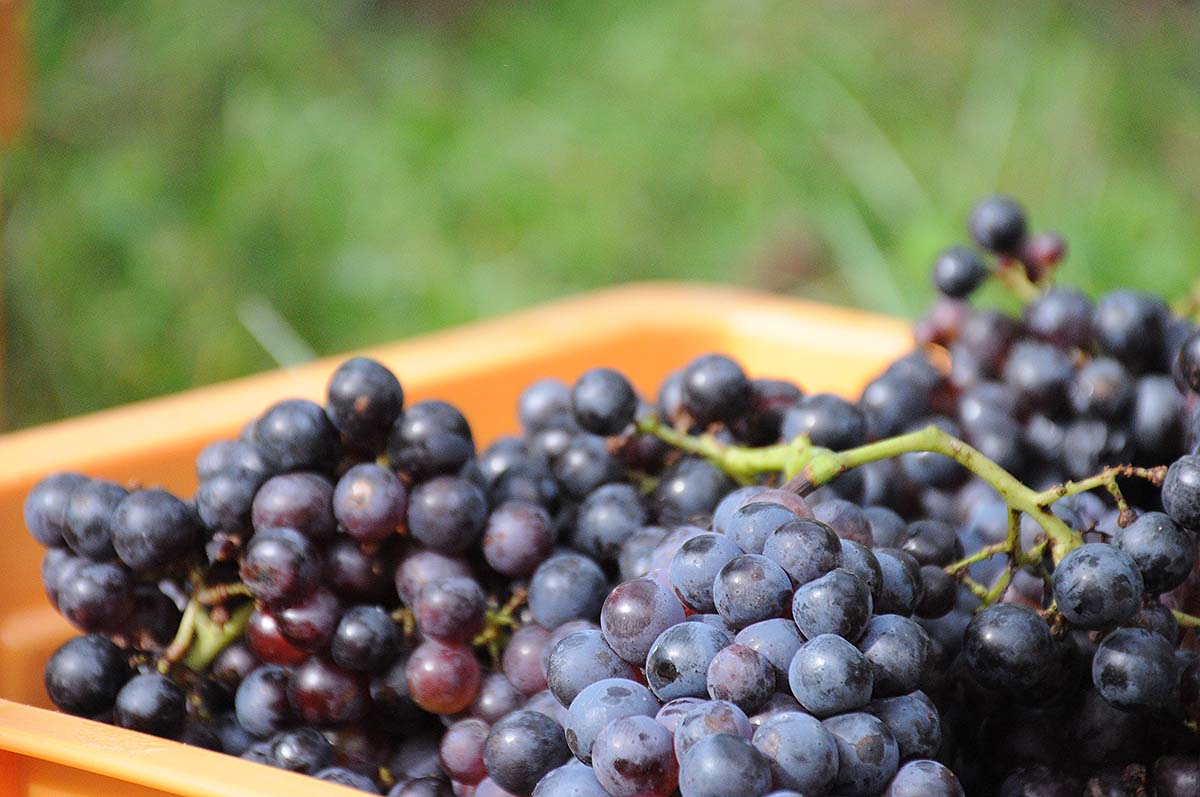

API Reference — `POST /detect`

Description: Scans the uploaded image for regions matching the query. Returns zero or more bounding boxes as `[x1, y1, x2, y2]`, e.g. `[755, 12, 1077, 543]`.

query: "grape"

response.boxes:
[406, 641, 481, 715]
[600, 577, 686, 664]
[782, 393, 868, 450]
[564, 678, 658, 764]
[751, 711, 839, 794]
[472, 673, 525, 724]
[861, 371, 933, 440]
[314, 767, 381, 793]
[823, 712, 900, 796]
[483, 709, 570, 796]
[933, 245, 988, 298]
[654, 696, 706, 733]
[501, 625, 551, 696]
[571, 367, 637, 436]
[1003, 341, 1075, 415]
[531, 762, 608, 797]
[856, 614, 932, 697]
[705, 644, 773, 714]
[968, 194, 1026, 254]
[25, 472, 87, 548]
[389, 731, 444, 781]
[1094, 290, 1168, 373]
[640, 621, 728, 701]
[370, 654, 429, 732]
[56, 561, 135, 632]
[545, 629, 636, 707]
[196, 469, 262, 538]
[711, 486, 766, 535]
[406, 476, 488, 554]
[289, 656, 369, 725]
[743, 488, 813, 518]
[330, 722, 392, 777]
[840, 538, 883, 595]
[1092, 627, 1179, 712]
[490, 460, 561, 511]
[573, 483, 646, 561]
[210, 640, 259, 697]
[1052, 543, 1144, 629]
[792, 567, 872, 641]
[395, 548, 472, 606]
[114, 672, 187, 739]
[727, 501, 801, 555]
[440, 718, 490, 785]
[40, 548, 83, 606]
[591, 714, 677, 797]
[553, 434, 623, 499]
[678, 732, 772, 797]
[63, 478, 127, 561]
[240, 527, 322, 607]
[915, 565, 957, 619]
[999, 765, 1083, 796]
[874, 549, 924, 616]
[477, 437, 528, 487]
[670, 533, 742, 612]
[277, 586, 342, 652]
[650, 457, 735, 526]
[963, 604, 1055, 697]
[866, 690, 941, 760]
[254, 399, 340, 473]
[525, 690, 569, 727]
[884, 760, 964, 797]
[334, 464, 407, 545]
[787, 634, 873, 717]
[326, 357, 404, 452]
[899, 519, 962, 567]
[1132, 375, 1185, 463]
[483, 501, 555, 577]
[326, 538, 394, 602]
[196, 440, 269, 482]
[388, 400, 475, 481]
[812, 498, 874, 546]
[734, 618, 803, 691]
[528, 552, 608, 629]
[44, 634, 130, 716]
[1023, 286, 1094, 350]
[1114, 511, 1195, 594]
[414, 576, 486, 644]
[519, 379, 574, 433]
[1153, 755, 1200, 797]
[332, 605, 401, 674]
[246, 609, 309, 665]
[1162, 453, 1200, 531]
[271, 726, 335, 773]
[712, 554, 792, 629]
[762, 518, 842, 586]
[1070, 357, 1134, 419]
[680, 353, 752, 427]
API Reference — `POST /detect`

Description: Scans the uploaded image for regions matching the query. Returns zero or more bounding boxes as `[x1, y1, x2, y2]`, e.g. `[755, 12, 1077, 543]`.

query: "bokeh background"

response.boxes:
[2, 0, 1199, 430]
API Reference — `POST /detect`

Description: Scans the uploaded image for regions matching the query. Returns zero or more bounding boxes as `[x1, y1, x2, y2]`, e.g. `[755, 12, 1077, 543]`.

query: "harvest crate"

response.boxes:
[0, 283, 910, 796]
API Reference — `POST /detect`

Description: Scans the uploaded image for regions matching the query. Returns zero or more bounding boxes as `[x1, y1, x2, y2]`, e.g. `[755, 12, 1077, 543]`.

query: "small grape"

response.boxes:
[63, 479, 127, 561]
[334, 464, 407, 545]
[414, 576, 486, 644]
[545, 629, 636, 707]
[680, 353, 752, 427]
[406, 476, 488, 554]
[331, 605, 401, 674]
[574, 483, 646, 561]
[751, 712, 839, 794]
[289, 656, 369, 726]
[254, 398, 340, 473]
[591, 714, 677, 797]
[727, 501, 801, 555]
[271, 726, 335, 774]
[678, 732, 772, 797]
[519, 378, 573, 433]
[733, 618, 803, 691]
[932, 245, 988, 298]
[528, 552, 608, 629]
[1161, 453, 1200, 531]
[564, 678, 659, 764]
[856, 614, 932, 697]
[483, 500, 556, 577]
[571, 367, 638, 436]
[762, 518, 842, 586]
[277, 586, 342, 652]
[866, 690, 941, 760]
[326, 357, 404, 451]
[792, 568, 872, 641]
[712, 554, 792, 630]
[670, 533, 742, 613]
[822, 712, 900, 796]
[788, 634, 873, 717]
[439, 718, 489, 786]
[884, 760, 964, 797]
[600, 577, 686, 664]
[967, 194, 1026, 254]
[1052, 543, 1143, 629]
[387, 400, 474, 481]
[706, 643, 774, 714]
[643, 621, 731, 702]
[483, 709, 570, 796]
[240, 527, 322, 607]
[406, 641, 481, 715]
[24, 472, 87, 548]
[1114, 511, 1195, 594]
[44, 634, 130, 717]
[963, 604, 1054, 697]
[114, 673, 187, 739]
[1092, 627, 1179, 713]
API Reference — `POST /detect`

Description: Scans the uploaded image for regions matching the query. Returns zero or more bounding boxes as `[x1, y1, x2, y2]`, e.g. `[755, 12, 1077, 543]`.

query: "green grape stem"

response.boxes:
[159, 598, 254, 674]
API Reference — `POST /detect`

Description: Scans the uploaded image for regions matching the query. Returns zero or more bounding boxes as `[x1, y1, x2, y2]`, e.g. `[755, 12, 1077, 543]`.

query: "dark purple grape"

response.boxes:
[1132, 375, 1185, 464]
[414, 576, 486, 644]
[332, 604, 401, 673]
[1092, 627, 1178, 712]
[24, 472, 87, 548]
[250, 472, 336, 543]
[655, 697, 706, 733]
[964, 604, 1055, 697]
[762, 518, 842, 586]
[370, 654, 428, 732]
[63, 479, 127, 561]
[573, 483, 646, 561]
[875, 549, 924, 617]
[751, 711, 838, 794]
[651, 457, 735, 526]
[728, 501, 801, 555]
[404, 641, 481, 716]
[545, 629, 637, 707]
[326, 537, 393, 602]
[670, 533, 742, 613]
[856, 614, 931, 697]
[271, 726, 335, 773]
[196, 440, 269, 482]
[482, 500, 555, 577]
[673, 701, 752, 761]
[967, 194, 1026, 254]
[440, 718, 489, 785]
[812, 498, 873, 546]
[711, 486, 766, 535]
[334, 464, 407, 545]
[734, 618, 802, 691]
[482, 709, 572, 795]
[289, 656, 369, 725]
[1095, 290, 1169, 373]
[195, 469, 261, 538]
[472, 673, 525, 724]
[240, 526, 322, 607]
[601, 577, 686, 664]
[57, 561, 135, 632]
[386, 730, 443, 781]
[781, 393, 867, 450]
[792, 567, 872, 641]
[571, 367, 637, 436]
[861, 371, 933, 440]
[1070, 358, 1134, 420]
[680, 353, 752, 427]
[1162, 453, 1200, 531]
[1023, 286, 1094, 350]
[884, 759, 964, 797]
[916, 565, 958, 619]
[564, 678, 659, 764]
[1114, 511, 1195, 594]
[736, 378, 804, 445]
[553, 434, 623, 499]
[501, 624, 551, 696]
[713, 554, 792, 629]
[705, 643, 773, 714]
[395, 548, 472, 606]
[246, 609, 308, 666]
[277, 585, 341, 652]
[406, 476, 488, 554]
[114, 673, 186, 739]
[210, 641, 259, 696]
[866, 690, 941, 760]
[254, 398, 340, 473]
[840, 538, 883, 596]
[788, 634, 873, 717]
[822, 712, 900, 796]
[678, 732, 772, 797]
[519, 378, 574, 433]
[388, 400, 475, 481]
[44, 634, 130, 716]
[592, 714, 677, 797]
[40, 548, 82, 606]
[326, 357, 404, 451]
[1052, 543, 1143, 629]
[900, 519, 962, 567]
[528, 552, 608, 629]
[643, 621, 731, 702]
[932, 245, 988, 298]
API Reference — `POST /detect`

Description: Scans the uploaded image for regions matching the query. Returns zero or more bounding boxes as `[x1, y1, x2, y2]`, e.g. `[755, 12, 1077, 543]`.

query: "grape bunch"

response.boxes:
[25, 195, 1200, 796]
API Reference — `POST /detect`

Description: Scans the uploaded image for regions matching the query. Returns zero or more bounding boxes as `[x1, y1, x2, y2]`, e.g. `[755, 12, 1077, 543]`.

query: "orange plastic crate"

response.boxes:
[0, 283, 910, 796]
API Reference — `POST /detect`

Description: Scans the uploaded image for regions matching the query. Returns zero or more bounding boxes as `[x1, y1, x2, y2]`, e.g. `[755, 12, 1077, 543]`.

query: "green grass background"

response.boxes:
[3, 1, 1199, 429]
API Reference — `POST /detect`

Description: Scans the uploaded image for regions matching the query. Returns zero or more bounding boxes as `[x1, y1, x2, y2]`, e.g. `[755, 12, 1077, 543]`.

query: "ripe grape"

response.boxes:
[591, 714, 677, 797]
[680, 353, 751, 427]
[643, 621, 731, 702]
[114, 672, 187, 739]
[884, 760, 964, 797]
[545, 629, 636, 707]
[483, 709, 570, 796]
[670, 533, 742, 613]
[254, 399, 340, 473]
[678, 732, 772, 797]
[788, 634, 873, 717]
[564, 678, 659, 764]
[63, 478, 127, 561]
[751, 711, 839, 794]
[963, 604, 1055, 697]
[822, 711, 901, 796]
[334, 464, 407, 544]
[600, 577, 685, 664]
[331, 605, 401, 674]
[712, 554, 792, 629]
[439, 718, 489, 785]
[866, 690, 941, 760]
[1092, 627, 1179, 712]
[762, 518, 842, 586]
[24, 472, 87, 548]
[791, 567, 873, 641]
[856, 614, 932, 697]
[933, 245, 988, 299]
[406, 476, 488, 554]
[501, 624, 551, 696]
[727, 501, 801, 555]
[44, 634, 130, 716]
[1052, 543, 1144, 629]
[967, 194, 1026, 254]
[326, 357, 404, 452]
[705, 643, 773, 713]
[240, 526, 322, 607]
[570, 367, 637, 436]
[733, 618, 802, 691]
[387, 400, 474, 481]
[289, 656, 369, 725]
[414, 576, 486, 644]
[527, 552, 608, 629]
[482, 500, 555, 577]
[406, 641, 481, 715]
[573, 483, 646, 561]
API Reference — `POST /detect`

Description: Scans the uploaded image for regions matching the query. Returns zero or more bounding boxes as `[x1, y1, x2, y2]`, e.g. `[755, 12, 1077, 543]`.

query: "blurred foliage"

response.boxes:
[2, 0, 1199, 429]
